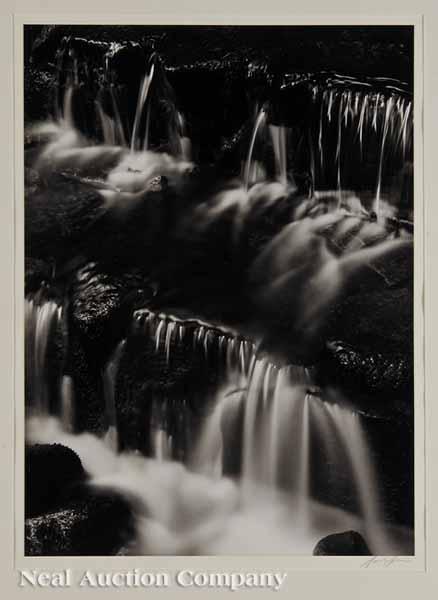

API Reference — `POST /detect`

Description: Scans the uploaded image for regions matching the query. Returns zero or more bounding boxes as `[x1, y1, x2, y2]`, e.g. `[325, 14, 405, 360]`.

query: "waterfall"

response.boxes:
[313, 85, 412, 211]
[269, 125, 288, 187]
[25, 294, 63, 415]
[335, 92, 345, 206]
[133, 309, 254, 378]
[192, 362, 395, 554]
[95, 85, 127, 147]
[149, 397, 174, 461]
[130, 306, 391, 553]
[27, 354, 411, 555]
[374, 96, 394, 218]
[324, 403, 391, 553]
[244, 106, 267, 190]
[130, 61, 155, 152]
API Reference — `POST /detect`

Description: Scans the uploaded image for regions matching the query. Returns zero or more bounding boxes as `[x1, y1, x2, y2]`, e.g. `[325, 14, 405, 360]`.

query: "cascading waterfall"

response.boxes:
[132, 308, 254, 378]
[25, 293, 63, 415]
[25, 45, 414, 556]
[269, 124, 288, 187]
[193, 363, 397, 554]
[312, 84, 412, 216]
[374, 95, 394, 217]
[244, 106, 267, 190]
[130, 60, 155, 152]
[27, 338, 410, 554]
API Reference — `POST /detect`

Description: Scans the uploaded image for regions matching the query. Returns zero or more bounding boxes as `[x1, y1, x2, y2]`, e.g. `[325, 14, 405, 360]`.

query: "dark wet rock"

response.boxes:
[269, 78, 314, 127]
[362, 416, 414, 527]
[84, 189, 170, 269]
[30, 25, 413, 83]
[115, 330, 223, 455]
[64, 332, 106, 434]
[69, 262, 154, 362]
[25, 486, 135, 556]
[24, 67, 56, 123]
[166, 62, 250, 164]
[310, 239, 413, 416]
[25, 444, 86, 518]
[25, 257, 52, 294]
[320, 341, 412, 416]
[63, 262, 155, 433]
[313, 530, 371, 555]
[71, 264, 129, 343]
[318, 279, 413, 415]
[25, 177, 105, 261]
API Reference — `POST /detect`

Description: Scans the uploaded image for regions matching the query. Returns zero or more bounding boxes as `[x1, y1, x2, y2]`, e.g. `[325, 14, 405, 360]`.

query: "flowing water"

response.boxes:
[25, 293, 63, 415]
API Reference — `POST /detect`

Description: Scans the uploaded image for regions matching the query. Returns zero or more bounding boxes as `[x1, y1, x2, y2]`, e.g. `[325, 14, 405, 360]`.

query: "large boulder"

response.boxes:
[25, 444, 86, 518]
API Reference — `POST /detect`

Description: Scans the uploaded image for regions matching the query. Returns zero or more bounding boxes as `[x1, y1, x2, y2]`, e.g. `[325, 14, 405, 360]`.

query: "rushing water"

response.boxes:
[25, 293, 63, 415]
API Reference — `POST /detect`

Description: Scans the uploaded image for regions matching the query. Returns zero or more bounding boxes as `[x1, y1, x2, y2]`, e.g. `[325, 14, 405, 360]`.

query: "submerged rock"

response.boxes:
[25, 486, 135, 556]
[313, 530, 371, 555]
[25, 444, 86, 518]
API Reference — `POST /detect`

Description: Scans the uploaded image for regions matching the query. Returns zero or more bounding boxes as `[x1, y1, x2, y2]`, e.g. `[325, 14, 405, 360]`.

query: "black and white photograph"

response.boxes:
[23, 24, 415, 557]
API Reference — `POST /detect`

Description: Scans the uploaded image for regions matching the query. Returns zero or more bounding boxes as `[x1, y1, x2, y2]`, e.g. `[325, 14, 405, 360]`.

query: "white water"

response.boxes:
[374, 96, 394, 218]
[26, 374, 412, 556]
[25, 296, 63, 414]
[244, 107, 267, 190]
[314, 86, 413, 212]
[131, 61, 155, 152]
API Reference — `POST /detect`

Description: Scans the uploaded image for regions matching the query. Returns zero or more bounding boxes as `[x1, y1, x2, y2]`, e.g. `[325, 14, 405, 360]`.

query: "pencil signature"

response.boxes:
[361, 556, 414, 568]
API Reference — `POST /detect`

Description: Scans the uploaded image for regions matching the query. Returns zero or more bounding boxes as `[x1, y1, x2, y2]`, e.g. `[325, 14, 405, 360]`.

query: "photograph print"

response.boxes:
[23, 24, 415, 557]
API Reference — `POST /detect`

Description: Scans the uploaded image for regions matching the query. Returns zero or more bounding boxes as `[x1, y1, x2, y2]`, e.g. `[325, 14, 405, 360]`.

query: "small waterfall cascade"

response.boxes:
[132, 308, 255, 379]
[53, 43, 191, 160]
[269, 124, 289, 187]
[311, 84, 413, 218]
[193, 361, 392, 553]
[130, 59, 155, 152]
[25, 292, 63, 415]
[97, 305, 394, 553]
[27, 347, 405, 555]
[243, 106, 267, 190]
